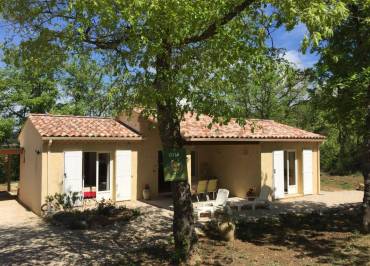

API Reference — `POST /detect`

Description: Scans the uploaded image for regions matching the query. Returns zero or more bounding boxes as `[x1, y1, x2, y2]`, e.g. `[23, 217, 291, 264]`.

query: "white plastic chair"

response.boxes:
[195, 189, 229, 219]
[251, 186, 271, 211]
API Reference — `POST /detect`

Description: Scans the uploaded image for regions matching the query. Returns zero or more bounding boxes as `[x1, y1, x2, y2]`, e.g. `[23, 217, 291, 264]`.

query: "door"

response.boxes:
[303, 149, 313, 195]
[287, 151, 298, 194]
[116, 150, 132, 201]
[96, 153, 112, 201]
[158, 151, 171, 193]
[64, 151, 83, 204]
[273, 150, 285, 199]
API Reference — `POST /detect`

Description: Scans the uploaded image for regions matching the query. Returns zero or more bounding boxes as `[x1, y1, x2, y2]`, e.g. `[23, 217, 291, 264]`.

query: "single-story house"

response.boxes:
[18, 111, 325, 215]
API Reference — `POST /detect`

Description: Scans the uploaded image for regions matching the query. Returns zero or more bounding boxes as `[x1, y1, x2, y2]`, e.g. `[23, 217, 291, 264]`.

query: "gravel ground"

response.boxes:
[0, 193, 173, 265]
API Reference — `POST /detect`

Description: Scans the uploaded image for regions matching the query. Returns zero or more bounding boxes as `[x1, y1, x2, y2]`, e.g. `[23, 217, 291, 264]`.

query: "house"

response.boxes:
[18, 112, 325, 215]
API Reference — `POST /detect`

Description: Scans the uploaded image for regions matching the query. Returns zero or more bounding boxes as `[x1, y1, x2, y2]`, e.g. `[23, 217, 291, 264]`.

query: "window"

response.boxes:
[98, 153, 110, 191]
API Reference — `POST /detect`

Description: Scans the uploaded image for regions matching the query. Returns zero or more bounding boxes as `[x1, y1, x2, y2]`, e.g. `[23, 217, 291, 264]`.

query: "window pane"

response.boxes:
[98, 153, 110, 191]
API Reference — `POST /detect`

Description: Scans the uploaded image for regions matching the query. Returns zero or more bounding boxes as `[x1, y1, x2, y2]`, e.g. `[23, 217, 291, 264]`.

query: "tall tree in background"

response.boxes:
[57, 55, 123, 117]
[0, 46, 60, 132]
[0, 0, 349, 260]
[230, 51, 309, 122]
[314, 1, 370, 231]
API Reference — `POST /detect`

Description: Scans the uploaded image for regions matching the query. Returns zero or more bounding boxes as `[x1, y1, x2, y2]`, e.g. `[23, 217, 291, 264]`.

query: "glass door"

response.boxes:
[287, 151, 297, 194]
[96, 153, 112, 201]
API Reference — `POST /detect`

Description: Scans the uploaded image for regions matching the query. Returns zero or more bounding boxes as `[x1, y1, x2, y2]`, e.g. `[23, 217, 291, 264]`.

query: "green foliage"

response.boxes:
[42, 192, 82, 215]
[0, 0, 349, 121]
[312, 1, 370, 174]
[228, 51, 310, 122]
[0, 118, 14, 144]
[48, 200, 141, 230]
[55, 55, 120, 116]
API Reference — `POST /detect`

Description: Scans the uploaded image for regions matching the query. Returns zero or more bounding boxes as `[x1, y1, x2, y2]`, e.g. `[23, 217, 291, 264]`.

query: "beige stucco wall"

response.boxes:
[118, 113, 164, 199]
[260, 142, 321, 197]
[186, 144, 261, 198]
[41, 141, 139, 205]
[18, 120, 43, 215]
[118, 113, 194, 199]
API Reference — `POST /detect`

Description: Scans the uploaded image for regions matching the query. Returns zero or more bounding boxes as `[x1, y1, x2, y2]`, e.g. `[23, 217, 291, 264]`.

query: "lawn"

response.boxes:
[321, 172, 363, 191]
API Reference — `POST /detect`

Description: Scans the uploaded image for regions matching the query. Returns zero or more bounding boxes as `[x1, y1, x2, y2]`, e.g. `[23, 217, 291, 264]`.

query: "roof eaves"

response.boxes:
[41, 136, 143, 141]
[185, 137, 325, 142]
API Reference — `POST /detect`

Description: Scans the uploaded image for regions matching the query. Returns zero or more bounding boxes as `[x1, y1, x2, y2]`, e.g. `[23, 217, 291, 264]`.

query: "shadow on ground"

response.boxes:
[236, 201, 369, 266]
[0, 205, 173, 265]
[0, 191, 16, 202]
[1, 197, 368, 265]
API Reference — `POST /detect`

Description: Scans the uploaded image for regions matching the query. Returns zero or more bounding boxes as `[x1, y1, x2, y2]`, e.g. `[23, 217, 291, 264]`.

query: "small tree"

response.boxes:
[0, 0, 349, 259]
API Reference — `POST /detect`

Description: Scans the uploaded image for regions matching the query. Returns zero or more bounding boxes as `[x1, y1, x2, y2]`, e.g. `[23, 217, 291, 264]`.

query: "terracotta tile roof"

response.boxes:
[180, 113, 325, 141]
[28, 114, 141, 139]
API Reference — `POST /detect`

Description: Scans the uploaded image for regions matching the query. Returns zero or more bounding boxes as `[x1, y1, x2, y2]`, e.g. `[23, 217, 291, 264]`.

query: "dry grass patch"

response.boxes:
[321, 172, 363, 191]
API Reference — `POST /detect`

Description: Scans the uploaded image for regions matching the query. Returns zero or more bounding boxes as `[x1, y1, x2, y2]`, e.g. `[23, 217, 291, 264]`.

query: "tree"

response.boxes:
[0, 46, 60, 130]
[313, 1, 370, 231]
[55, 55, 120, 117]
[230, 51, 309, 122]
[0, 0, 349, 260]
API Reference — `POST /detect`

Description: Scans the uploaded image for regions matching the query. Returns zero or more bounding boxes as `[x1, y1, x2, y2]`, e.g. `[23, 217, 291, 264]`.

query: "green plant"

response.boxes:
[96, 199, 116, 216]
[43, 192, 81, 215]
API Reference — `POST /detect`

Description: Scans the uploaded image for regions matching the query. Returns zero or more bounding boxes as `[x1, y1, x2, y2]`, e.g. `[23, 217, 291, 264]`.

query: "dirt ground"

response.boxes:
[321, 172, 363, 191]
[0, 191, 369, 266]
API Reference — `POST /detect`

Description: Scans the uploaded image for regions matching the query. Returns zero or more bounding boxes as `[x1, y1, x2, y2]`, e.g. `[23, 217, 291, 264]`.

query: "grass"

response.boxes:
[321, 172, 363, 191]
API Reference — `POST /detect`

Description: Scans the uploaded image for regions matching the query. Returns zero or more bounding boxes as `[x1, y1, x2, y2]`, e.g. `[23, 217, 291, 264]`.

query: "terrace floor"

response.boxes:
[143, 190, 364, 219]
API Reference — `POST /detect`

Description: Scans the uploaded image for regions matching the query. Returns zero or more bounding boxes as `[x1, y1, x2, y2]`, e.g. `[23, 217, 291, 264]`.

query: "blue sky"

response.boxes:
[269, 23, 319, 69]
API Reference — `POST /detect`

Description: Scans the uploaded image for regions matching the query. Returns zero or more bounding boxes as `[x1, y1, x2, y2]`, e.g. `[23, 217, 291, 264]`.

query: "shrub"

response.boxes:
[46, 200, 141, 230]
[41, 192, 82, 216]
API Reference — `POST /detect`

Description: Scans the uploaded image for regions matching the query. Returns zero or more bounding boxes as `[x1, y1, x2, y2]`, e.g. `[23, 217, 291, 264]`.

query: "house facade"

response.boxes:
[18, 112, 324, 215]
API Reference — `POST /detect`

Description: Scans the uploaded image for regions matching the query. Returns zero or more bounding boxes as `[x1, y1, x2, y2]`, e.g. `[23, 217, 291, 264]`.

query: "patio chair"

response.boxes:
[195, 189, 230, 219]
[193, 180, 208, 202]
[250, 186, 272, 211]
[206, 179, 218, 200]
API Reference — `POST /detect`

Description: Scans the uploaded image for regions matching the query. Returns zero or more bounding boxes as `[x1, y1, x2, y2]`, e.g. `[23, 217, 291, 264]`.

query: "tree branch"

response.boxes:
[180, 0, 255, 46]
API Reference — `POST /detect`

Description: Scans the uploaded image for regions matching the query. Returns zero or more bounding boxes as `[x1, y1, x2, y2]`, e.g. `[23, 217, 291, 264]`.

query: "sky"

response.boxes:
[269, 23, 319, 69]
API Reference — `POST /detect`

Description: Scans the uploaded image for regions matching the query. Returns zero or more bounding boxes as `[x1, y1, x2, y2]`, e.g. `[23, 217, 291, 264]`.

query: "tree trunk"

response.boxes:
[362, 84, 370, 233]
[157, 103, 197, 260]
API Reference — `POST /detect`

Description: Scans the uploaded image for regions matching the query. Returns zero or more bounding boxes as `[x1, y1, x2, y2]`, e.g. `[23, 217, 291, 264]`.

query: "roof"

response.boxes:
[180, 113, 325, 141]
[28, 114, 141, 140]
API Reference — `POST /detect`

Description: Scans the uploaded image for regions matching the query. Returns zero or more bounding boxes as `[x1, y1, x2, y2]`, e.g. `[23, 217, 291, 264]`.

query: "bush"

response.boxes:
[42, 192, 82, 216]
[46, 200, 141, 230]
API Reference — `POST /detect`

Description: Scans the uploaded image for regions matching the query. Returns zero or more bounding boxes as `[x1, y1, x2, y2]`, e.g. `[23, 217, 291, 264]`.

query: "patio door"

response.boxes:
[273, 150, 285, 199]
[96, 153, 112, 201]
[64, 151, 83, 205]
[285, 151, 297, 194]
